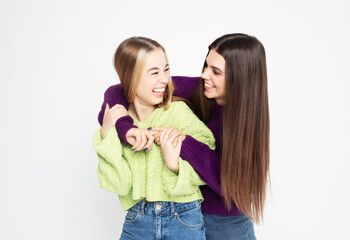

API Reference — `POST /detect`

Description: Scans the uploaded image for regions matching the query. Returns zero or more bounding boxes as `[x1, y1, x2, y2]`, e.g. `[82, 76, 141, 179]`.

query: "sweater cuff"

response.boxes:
[115, 116, 137, 146]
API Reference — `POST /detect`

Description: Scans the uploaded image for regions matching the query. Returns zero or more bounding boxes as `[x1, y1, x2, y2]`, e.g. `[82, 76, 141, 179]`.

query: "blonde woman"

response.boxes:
[93, 37, 215, 240]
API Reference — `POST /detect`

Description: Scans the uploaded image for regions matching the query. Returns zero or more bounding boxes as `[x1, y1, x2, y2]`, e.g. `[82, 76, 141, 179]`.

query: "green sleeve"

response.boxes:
[162, 157, 205, 196]
[92, 127, 132, 196]
[174, 102, 216, 150]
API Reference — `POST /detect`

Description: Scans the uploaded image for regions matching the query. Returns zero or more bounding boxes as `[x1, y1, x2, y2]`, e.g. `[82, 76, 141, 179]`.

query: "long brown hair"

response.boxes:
[191, 33, 270, 222]
[113, 37, 174, 109]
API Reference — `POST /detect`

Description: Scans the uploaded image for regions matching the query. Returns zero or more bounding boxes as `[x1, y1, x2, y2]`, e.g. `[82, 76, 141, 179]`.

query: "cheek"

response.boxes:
[220, 81, 226, 93]
[214, 77, 226, 92]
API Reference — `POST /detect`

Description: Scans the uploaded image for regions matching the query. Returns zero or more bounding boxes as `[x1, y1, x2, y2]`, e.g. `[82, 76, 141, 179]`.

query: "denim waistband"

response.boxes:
[130, 200, 200, 216]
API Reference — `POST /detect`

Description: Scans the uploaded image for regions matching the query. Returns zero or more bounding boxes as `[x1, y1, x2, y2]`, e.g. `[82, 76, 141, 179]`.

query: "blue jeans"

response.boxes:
[203, 213, 256, 240]
[120, 200, 205, 240]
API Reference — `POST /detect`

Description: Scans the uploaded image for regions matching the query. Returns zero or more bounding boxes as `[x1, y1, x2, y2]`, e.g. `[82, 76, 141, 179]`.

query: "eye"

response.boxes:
[164, 68, 170, 72]
[213, 70, 220, 75]
[151, 72, 159, 75]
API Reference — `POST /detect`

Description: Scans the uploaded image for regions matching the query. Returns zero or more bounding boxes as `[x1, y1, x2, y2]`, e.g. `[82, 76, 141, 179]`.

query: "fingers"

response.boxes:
[150, 127, 167, 132]
[168, 132, 182, 147]
[131, 129, 154, 152]
[143, 131, 154, 151]
[176, 133, 183, 147]
[110, 104, 126, 111]
[110, 105, 128, 116]
[131, 130, 142, 151]
[152, 132, 162, 145]
[130, 127, 179, 153]
[105, 104, 128, 124]
[160, 127, 174, 145]
[135, 131, 147, 152]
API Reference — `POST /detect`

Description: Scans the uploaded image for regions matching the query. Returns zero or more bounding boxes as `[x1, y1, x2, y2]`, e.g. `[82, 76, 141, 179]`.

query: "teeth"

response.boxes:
[153, 88, 165, 93]
[205, 83, 214, 88]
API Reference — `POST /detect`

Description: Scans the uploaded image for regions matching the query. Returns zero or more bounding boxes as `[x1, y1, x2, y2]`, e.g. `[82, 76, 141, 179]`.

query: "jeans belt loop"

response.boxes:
[140, 200, 146, 215]
[170, 202, 175, 215]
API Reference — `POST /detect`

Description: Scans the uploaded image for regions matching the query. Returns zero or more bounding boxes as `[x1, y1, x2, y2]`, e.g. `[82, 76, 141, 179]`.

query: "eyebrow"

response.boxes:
[205, 60, 223, 73]
[210, 65, 223, 73]
[147, 64, 169, 72]
[147, 67, 159, 72]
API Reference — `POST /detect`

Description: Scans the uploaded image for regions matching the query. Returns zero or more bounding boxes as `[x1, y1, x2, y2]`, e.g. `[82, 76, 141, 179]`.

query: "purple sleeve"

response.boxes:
[180, 136, 223, 196]
[97, 84, 136, 146]
[172, 76, 201, 99]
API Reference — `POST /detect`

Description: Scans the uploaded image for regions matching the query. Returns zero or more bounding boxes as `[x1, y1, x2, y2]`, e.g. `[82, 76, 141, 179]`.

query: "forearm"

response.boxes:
[172, 76, 201, 99]
[180, 135, 223, 196]
[97, 84, 137, 145]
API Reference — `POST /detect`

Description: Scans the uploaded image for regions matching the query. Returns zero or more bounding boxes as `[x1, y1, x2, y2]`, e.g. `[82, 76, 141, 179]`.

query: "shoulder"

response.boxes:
[164, 101, 197, 122]
[104, 84, 123, 97]
[168, 101, 192, 113]
[102, 84, 125, 103]
[172, 76, 201, 99]
[172, 76, 200, 85]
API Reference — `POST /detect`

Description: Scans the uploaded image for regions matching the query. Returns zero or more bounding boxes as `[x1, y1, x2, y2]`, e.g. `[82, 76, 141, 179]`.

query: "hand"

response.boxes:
[101, 103, 128, 139]
[152, 127, 185, 146]
[159, 127, 183, 173]
[126, 128, 155, 152]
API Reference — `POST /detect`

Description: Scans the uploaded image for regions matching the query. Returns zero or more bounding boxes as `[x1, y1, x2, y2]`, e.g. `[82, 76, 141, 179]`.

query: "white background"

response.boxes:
[1, 0, 349, 239]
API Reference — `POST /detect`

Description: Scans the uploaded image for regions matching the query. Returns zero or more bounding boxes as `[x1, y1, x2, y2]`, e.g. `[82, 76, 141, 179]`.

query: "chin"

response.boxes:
[151, 98, 164, 106]
[204, 91, 215, 99]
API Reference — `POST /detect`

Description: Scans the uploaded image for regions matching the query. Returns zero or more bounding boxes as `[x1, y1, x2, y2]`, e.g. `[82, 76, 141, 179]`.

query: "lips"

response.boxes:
[152, 88, 165, 93]
[152, 88, 166, 97]
[204, 82, 215, 90]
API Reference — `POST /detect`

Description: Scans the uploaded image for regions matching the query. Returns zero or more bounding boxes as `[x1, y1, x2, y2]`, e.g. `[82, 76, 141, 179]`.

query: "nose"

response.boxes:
[159, 72, 169, 84]
[201, 67, 209, 80]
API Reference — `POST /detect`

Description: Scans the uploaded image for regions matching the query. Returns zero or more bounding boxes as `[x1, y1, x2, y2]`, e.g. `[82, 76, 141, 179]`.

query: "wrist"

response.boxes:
[166, 160, 179, 173]
[100, 127, 106, 139]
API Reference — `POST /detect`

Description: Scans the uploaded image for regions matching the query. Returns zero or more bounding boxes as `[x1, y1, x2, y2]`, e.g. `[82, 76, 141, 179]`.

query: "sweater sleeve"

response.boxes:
[162, 158, 205, 196]
[172, 76, 201, 99]
[97, 84, 136, 146]
[180, 136, 223, 196]
[92, 127, 132, 196]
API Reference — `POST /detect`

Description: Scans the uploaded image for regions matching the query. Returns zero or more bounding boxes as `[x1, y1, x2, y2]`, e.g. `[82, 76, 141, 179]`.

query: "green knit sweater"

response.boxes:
[93, 101, 215, 210]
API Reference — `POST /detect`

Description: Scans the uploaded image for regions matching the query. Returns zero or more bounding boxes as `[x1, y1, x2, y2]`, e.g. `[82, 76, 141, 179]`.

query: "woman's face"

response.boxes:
[201, 49, 226, 105]
[134, 49, 170, 106]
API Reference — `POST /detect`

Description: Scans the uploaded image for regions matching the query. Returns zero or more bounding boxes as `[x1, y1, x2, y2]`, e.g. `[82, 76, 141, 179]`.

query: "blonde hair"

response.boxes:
[113, 37, 174, 109]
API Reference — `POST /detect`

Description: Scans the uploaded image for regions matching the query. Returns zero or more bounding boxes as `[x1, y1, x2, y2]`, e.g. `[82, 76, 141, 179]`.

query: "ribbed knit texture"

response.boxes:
[94, 101, 215, 211]
[97, 76, 242, 216]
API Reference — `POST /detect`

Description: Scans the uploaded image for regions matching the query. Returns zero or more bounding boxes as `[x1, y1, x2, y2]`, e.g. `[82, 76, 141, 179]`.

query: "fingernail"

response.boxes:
[147, 127, 152, 130]
[143, 148, 148, 152]
[131, 148, 135, 151]
[134, 150, 139, 153]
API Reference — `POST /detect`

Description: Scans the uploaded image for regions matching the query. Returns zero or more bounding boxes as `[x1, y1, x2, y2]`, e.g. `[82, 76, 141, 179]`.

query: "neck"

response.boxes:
[215, 97, 225, 105]
[128, 99, 156, 122]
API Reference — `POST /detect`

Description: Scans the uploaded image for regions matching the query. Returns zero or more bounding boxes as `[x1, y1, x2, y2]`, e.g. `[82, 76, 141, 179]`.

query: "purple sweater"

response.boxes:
[98, 76, 242, 216]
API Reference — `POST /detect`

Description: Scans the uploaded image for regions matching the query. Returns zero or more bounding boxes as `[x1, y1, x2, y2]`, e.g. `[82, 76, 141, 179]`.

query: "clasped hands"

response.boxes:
[101, 104, 185, 173]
